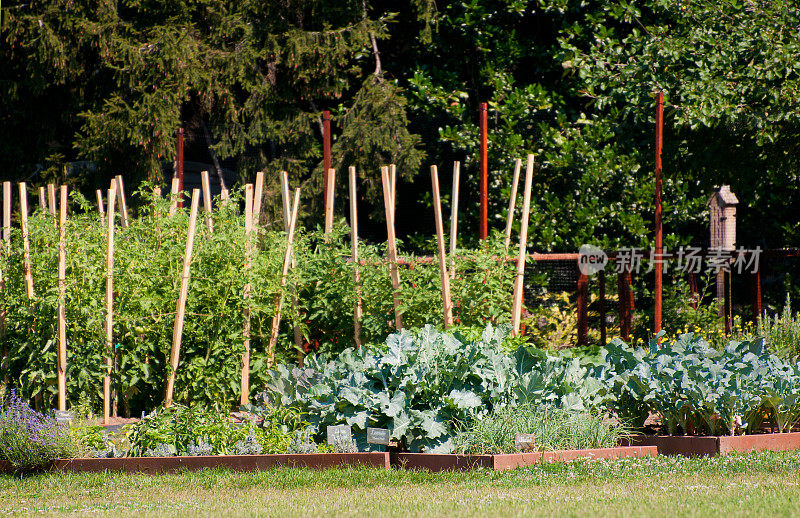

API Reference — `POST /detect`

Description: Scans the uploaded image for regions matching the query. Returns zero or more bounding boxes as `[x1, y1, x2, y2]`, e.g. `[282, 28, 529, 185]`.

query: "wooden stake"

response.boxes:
[324, 168, 335, 233]
[449, 161, 460, 279]
[200, 170, 214, 234]
[115, 175, 130, 228]
[348, 166, 363, 347]
[2, 181, 10, 252]
[253, 171, 264, 227]
[47, 184, 57, 218]
[381, 166, 403, 329]
[431, 166, 453, 327]
[38, 186, 46, 211]
[504, 158, 522, 252]
[389, 164, 397, 222]
[267, 188, 301, 368]
[103, 184, 117, 425]
[96, 190, 106, 227]
[57, 186, 68, 411]
[18, 183, 34, 299]
[280, 172, 291, 229]
[0, 182, 8, 387]
[511, 155, 535, 336]
[242, 184, 254, 405]
[168, 177, 180, 217]
[279, 172, 304, 355]
[165, 189, 200, 408]
[220, 189, 230, 206]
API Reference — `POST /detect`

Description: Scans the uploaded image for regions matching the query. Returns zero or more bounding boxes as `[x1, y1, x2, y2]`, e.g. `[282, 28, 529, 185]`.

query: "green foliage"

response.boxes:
[257, 325, 605, 453]
[453, 404, 626, 455]
[597, 332, 800, 435]
[757, 295, 800, 361]
[125, 404, 299, 457]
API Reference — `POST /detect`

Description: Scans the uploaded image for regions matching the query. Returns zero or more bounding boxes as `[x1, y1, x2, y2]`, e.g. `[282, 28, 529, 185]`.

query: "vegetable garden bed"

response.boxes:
[625, 432, 800, 457]
[0, 452, 390, 475]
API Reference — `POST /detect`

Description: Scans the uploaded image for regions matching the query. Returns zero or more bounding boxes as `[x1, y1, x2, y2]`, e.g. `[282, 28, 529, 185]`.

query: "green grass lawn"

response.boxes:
[3, 452, 800, 517]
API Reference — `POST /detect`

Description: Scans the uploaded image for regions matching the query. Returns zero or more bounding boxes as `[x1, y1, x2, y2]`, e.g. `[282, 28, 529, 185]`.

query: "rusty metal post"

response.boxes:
[688, 272, 699, 310]
[724, 269, 732, 333]
[577, 273, 589, 346]
[654, 91, 664, 335]
[323, 110, 331, 217]
[618, 267, 633, 342]
[599, 269, 607, 347]
[751, 266, 762, 322]
[479, 102, 488, 240]
[177, 128, 185, 208]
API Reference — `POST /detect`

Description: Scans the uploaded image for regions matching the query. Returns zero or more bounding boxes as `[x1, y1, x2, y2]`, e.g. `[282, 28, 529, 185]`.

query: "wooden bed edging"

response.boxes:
[390, 445, 657, 472]
[0, 446, 659, 474]
[625, 432, 800, 457]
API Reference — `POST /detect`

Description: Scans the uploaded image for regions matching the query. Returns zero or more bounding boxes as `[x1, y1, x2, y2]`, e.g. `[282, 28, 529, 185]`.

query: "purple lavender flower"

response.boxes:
[0, 390, 73, 470]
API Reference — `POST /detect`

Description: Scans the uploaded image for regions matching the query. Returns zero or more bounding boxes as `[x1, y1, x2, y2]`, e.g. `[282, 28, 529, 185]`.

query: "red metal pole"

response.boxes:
[654, 91, 664, 335]
[577, 273, 589, 346]
[479, 102, 488, 240]
[177, 127, 184, 208]
[323, 110, 331, 216]
[599, 269, 607, 347]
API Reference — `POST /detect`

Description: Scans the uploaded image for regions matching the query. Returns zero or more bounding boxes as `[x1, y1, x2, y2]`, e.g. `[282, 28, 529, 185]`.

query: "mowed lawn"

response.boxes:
[2, 452, 800, 517]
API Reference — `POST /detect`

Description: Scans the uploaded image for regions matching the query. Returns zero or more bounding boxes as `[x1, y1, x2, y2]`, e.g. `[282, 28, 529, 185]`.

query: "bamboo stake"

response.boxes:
[19, 183, 34, 299]
[242, 184, 254, 405]
[279, 172, 304, 354]
[38, 186, 46, 211]
[431, 166, 453, 327]
[96, 190, 106, 227]
[2, 181, 10, 252]
[47, 184, 57, 218]
[200, 170, 214, 234]
[504, 158, 522, 252]
[280, 172, 291, 228]
[115, 175, 130, 228]
[449, 161, 460, 279]
[253, 171, 264, 226]
[57, 186, 67, 411]
[165, 189, 200, 408]
[389, 164, 397, 222]
[267, 188, 301, 368]
[381, 166, 403, 329]
[0, 182, 8, 386]
[103, 184, 117, 425]
[348, 166, 363, 347]
[324, 168, 335, 234]
[168, 177, 180, 217]
[511, 155, 535, 336]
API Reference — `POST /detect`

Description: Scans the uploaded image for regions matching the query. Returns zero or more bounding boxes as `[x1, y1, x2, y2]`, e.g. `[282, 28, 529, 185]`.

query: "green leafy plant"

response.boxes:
[453, 404, 626, 454]
[258, 325, 605, 453]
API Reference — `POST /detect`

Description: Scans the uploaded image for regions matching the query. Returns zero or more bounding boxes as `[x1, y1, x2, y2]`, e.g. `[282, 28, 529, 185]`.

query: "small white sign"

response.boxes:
[515, 433, 536, 452]
[366, 427, 391, 445]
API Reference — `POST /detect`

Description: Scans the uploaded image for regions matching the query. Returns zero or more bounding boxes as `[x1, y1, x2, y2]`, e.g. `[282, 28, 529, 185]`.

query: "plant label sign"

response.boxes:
[327, 425, 352, 444]
[366, 427, 391, 445]
[53, 410, 74, 424]
[515, 433, 536, 452]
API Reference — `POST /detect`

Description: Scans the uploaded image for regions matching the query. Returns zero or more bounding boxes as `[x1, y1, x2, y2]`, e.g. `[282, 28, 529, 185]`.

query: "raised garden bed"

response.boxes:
[390, 445, 656, 472]
[625, 432, 800, 456]
[0, 453, 390, 475]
